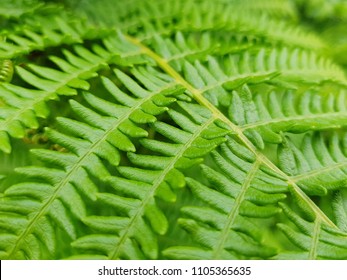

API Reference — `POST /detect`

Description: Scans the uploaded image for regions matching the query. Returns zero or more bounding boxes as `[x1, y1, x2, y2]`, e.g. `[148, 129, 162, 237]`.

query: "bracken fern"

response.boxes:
[0, 0, 347, 260]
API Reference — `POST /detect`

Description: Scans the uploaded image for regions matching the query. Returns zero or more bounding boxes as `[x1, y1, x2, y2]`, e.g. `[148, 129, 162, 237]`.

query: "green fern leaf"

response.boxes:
[332, 190, 347, 232]
[163, 137, 287, 259]
[92, 0, 325, 51]
[0, 59, 13, 82]
[71, 101, 230, 259]
[0, 67, 182, 259]
[0, 18, 111, 60]
[1, 0, 347, 261]
[230, 86, 347, 145]
[278, 132, 347, 195]
[0, 44, 118, 153]
[276, 196, 347, 259]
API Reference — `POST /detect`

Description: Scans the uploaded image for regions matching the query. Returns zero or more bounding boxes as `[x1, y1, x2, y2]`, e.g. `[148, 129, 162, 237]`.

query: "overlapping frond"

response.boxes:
[144, 38, 347, 107]
[119, 25, 344, 260]
[163, 137, 288, 259]
[0, 17, 111, 59]
[71, 101, 230, 259]
[332, 190, 347, 232]
[148, 32, 267, 70]
[228, 85, 347, 147]
[0, 67, 182, 259]
[219, 48, 346, 86]
[1, 0, 347, 261]
[186, 52, 344, 110]
[0, 44, 116, 153]
[76, 0, 323, 51]
[278, 132, 347, 195]
[295, 0, 347, 22]
[275, 192, 347, 259]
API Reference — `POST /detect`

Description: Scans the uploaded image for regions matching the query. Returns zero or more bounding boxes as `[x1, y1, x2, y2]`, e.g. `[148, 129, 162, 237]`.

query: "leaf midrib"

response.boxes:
[109, 116, 217, 259]
[309, 219, 321, 260]
[0, 52, 110, 137]
[7, 81, 176, 259]
[241, 112, 347, 130]
[212, 160, 260, 259]
[291, 160, 347, 182]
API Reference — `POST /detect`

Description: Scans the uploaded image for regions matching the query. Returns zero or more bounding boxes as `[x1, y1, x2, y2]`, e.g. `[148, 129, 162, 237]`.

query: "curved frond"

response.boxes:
[71, 101, 230, 259]
[0, 18, 111, 60]
[163, 137, 287, 259]
[219, 0, 297, 19]
[228, 85, 347, 147]
[0, 0, 43, 20]
[1, 0, 347, 261]
[278, 132, 347, 195]
[220, 48, 346, 86]
[332, 190, 347, 232]
[0, 68, 182, 259]
[276, 193, 347, 259]
[0, 44, 117, 153]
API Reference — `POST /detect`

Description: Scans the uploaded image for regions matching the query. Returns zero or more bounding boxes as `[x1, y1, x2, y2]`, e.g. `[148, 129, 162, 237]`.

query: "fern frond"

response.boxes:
[276, 195, 347, 259]
[127, 32, 338, 230]
[71, 101, 231, 259]
[278, 132, 347, 195]
[76, 0, 324, 51]
[185, 49, 344, 106]
[163, 137, 287, 259]
[147, 32, 265, 70]
[294, 0, 347, 22]
[332, 190, 347, 232]
[228, 85, 347, 146]
[122, 34, 306, 107]
[220, 48, 346, 86]
[0, 67, 184, 259]
[0, 44, 116, 153]
[219, 0, 297, 19]
[1, 0, 347, 261]
[0, 18, 111, 60]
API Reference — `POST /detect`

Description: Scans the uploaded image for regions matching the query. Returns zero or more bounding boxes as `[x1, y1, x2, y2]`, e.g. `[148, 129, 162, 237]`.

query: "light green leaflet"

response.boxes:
[0, 0, 347, 260]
